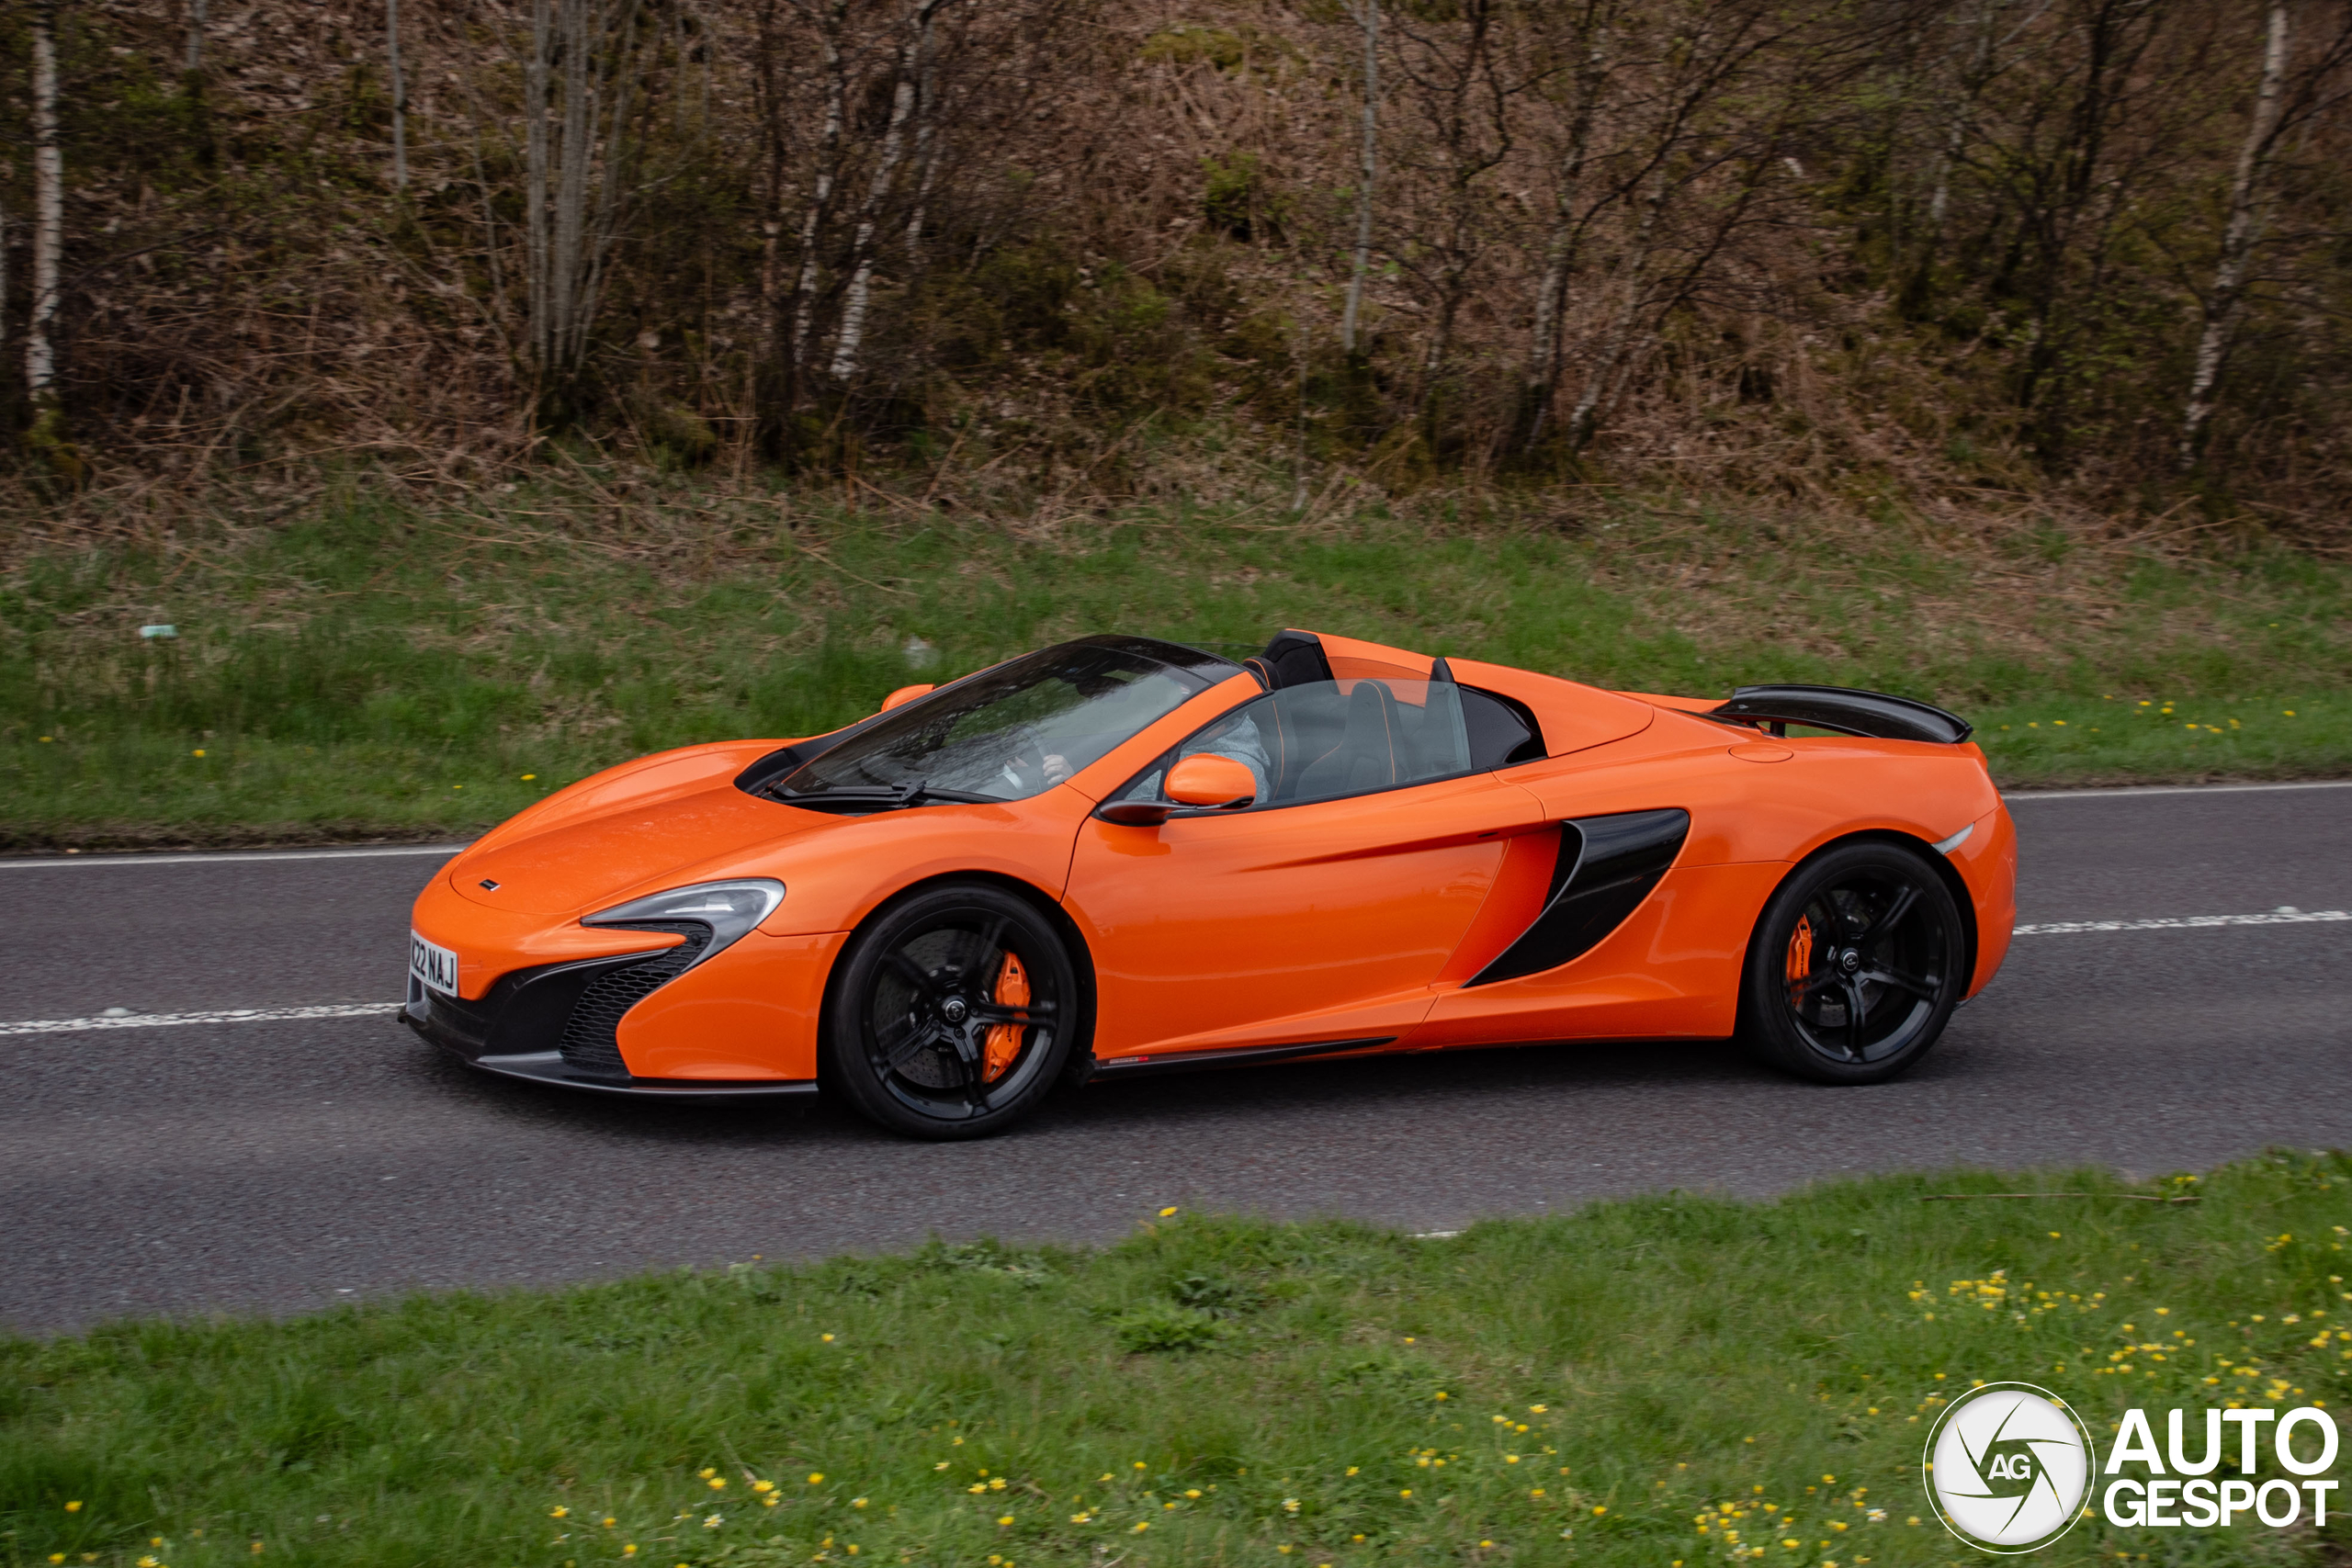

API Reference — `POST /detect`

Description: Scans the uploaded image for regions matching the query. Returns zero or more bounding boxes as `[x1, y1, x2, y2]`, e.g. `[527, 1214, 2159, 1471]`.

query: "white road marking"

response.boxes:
[0, 843, 470, 869]
[4, 903, 2342, 1037]
[2006, 779, 2352, 801]
[0, 1002, 399, 1037]
[2012, 908, 2349, 936]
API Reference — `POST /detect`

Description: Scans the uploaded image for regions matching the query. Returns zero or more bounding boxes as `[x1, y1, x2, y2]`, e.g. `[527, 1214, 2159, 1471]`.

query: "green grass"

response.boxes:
[4, 1154, 2347, 1568]
[5, 479, 2350, 845]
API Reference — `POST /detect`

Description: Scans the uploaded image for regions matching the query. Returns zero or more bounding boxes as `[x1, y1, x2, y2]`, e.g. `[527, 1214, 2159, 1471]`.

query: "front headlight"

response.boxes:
[583, 879, 785, 970]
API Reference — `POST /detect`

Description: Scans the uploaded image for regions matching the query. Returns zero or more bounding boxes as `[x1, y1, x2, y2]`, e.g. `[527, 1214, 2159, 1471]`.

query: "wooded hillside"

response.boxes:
[3, 0, 2350, 531]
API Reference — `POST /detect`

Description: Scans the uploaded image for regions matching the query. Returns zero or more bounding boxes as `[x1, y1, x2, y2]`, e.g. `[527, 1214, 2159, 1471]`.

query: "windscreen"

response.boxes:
[777, 638, 1231, 803]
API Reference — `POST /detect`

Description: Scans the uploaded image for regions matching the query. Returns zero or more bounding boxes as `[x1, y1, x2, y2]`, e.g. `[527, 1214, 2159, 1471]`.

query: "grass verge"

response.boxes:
[5, 479, 2350, 845]
[3, 1155, 2349, 1568]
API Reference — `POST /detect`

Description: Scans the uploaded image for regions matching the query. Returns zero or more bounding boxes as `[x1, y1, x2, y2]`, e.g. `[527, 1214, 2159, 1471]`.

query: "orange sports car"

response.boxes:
[405, 629, 2015, 1138]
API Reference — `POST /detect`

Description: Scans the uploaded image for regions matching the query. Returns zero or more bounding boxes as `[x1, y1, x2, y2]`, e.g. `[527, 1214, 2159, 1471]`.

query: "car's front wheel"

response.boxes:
[1738, 841, 1967, 1085]
[823, 881, 1082, 1139]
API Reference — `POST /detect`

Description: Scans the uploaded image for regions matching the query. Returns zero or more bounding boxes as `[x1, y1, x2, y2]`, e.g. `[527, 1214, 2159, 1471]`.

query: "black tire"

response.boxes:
[822, 881, 1082, 1139]
[1738, 840, 1966, 1085]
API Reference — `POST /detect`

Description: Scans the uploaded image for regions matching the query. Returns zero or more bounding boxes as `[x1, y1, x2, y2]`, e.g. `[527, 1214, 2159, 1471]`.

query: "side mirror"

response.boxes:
[1164, 753, 1257, 809]
[880, 683, 935, 712]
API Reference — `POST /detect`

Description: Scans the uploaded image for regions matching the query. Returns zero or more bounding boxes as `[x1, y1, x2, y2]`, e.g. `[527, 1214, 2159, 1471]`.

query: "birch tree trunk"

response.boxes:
[1518, 13, 1609, 448]
[904, 0, 946, 267]
[1564, 170, 1664, 452]
[526, 0, 554, 372]
[26, 0, 63, 408]
[831, 0, 940, 381]
[2177, 0, 2290, 471]
[788, 0, 851, 380]
[388, 0, 410, 191]
[523, 0, 648, 409]
[186, 0, 206, 70]
[1340, 0, 1377, 356]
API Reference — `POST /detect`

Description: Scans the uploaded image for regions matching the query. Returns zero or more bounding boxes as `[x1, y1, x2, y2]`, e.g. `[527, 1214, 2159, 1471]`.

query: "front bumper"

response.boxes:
[403, 955, 819, 1100]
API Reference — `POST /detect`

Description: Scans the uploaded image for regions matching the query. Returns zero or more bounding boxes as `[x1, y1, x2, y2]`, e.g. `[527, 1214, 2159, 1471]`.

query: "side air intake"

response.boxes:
[557, 921, 711, 1078]
[1466, 808, 1690, 987]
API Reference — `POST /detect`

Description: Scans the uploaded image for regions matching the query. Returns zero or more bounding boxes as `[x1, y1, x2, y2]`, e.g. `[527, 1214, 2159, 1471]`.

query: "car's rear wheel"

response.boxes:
[1739, 841, 1966, 1085]
[823, 881, 1080, 1139]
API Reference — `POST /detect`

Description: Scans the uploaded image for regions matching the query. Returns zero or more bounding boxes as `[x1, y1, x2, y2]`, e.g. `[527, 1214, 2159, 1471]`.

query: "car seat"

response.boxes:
[1292, 681, 1404, 799]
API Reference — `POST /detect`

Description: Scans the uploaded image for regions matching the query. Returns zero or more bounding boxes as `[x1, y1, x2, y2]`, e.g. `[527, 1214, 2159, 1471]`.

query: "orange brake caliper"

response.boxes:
[983, 951, 1029, 1082]
[1786, 915, 1815, 1004]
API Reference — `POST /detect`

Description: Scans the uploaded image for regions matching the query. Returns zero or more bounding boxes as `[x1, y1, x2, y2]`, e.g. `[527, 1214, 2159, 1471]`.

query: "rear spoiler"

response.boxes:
[1708, 683, 1973, 744]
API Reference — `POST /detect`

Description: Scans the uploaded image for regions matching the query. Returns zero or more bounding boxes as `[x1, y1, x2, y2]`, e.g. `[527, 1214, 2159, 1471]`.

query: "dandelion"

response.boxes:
[1435, 1391, 1449, 1401]
[822, 1333, 836, 1342]
[808, 1473, 825, 1484]
[64, 1503, 82, 1514]
[1594, 1506, 1608, 1517]
[1132, 1522, 1150, 1533]
[521, 773, 537, 781]
[854, 1497, 868, 1509]
[707, 1478, 727, 1491]
[551, 1506, 571, 1517]
[1159, 1206, 1179, 1217]
[998, 1516, 1014, 1527]
[193, 750, 206, 757]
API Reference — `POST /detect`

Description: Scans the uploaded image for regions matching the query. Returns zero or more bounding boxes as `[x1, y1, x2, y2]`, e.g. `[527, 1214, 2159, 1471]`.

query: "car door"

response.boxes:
[1061, 675, 1549, 1063]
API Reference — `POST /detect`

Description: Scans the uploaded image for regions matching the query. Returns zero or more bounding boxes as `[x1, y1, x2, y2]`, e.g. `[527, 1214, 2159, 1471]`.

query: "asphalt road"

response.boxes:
[6, 783, 2350, 1334]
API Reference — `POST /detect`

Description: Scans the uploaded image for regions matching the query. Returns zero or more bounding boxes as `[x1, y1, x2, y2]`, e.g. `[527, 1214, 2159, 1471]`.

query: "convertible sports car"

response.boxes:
[405, 628, 2015, 1138]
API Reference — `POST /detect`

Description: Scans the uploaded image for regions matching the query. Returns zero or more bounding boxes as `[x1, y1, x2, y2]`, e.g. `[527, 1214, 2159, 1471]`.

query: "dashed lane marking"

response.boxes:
[7, 902, 2343, 1035]
[0, 1002, 399, 1037]
[0, 844, 469, 869]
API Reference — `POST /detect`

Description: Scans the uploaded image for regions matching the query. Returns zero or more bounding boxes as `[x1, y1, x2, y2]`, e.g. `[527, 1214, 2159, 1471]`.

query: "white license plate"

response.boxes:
[409, 931, 460, 997]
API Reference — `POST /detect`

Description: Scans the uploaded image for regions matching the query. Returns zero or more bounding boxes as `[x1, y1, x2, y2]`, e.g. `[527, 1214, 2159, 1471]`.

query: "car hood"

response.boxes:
[449, 784, 832, 916]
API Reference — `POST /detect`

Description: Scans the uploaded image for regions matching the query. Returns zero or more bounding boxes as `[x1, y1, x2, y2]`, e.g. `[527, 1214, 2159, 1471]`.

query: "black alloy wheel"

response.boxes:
[823, 882, 1082, 1139]
[1739, 841, 1967, 1085]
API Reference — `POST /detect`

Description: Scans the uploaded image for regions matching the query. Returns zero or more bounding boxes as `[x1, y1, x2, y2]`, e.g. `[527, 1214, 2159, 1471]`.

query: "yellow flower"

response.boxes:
[1132, 1522, 1149, 1533]
[193, 749, 206, 757]
[521, 773, 537, 781]
[998, 1516, 1014, 1527]
[551, 1506, 570, 1517]
[1434, 1392, 1448, 1401]
[822, 1333, 836, 1342]
[707, 1478, 727, 1490]
[1400, 1489, 1413, 1498]
[1594, 1506, 1608, 1517]
[1159, 1206, 1179, 1217]
[623, 1548, 638, 1558]
[1530, 1404, 1547, 1413]
[762, 1495, 779, 1507]
[808, 1473, 825, 1484]
[853, 1497, 868, 1508]
[63, 1503, 82, 1513]
[752, 1480, 775, 1495]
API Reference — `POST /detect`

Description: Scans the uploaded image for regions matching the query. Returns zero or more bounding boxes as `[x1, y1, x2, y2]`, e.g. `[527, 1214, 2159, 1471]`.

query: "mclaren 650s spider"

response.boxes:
[404, 628, 2016, 1138]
